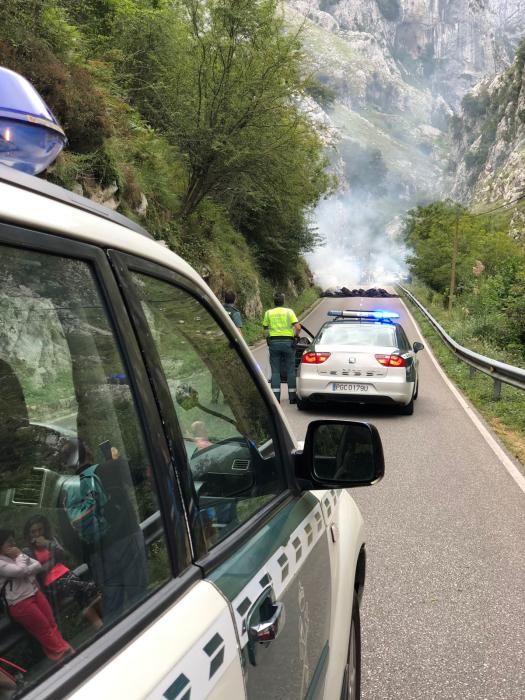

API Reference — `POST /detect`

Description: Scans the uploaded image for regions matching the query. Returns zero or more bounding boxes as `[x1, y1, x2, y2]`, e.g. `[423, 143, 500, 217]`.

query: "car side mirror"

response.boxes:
[296, 420, 385, 488]
[175, 383, 200, 410]
[413, 341, 424, 353]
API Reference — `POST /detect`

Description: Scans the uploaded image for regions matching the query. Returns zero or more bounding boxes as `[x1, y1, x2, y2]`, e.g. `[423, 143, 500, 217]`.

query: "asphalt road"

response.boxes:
[253, 295, 525, 700]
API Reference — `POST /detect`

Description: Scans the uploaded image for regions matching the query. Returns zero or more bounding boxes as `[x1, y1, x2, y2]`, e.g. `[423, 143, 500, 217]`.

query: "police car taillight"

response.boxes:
[302, 352, 331, 364]
[375, 354, 406, 367]
[0, 67, 66, 175]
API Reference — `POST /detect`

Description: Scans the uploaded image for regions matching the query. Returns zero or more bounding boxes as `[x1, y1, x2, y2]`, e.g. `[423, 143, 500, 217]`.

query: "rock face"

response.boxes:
[286, 0, 523, 200]
[286, 0, 524, 285]
[290, 0, 523, 108]
[449, 43, 525, 237]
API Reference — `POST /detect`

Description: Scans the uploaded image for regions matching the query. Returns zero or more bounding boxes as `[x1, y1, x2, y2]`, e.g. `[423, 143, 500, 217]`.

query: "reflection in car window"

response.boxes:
[131, 273, 286, 549]
[0, 245, 170, 692]
[317, 323, 396, 346]
[396, 326, 411, 351]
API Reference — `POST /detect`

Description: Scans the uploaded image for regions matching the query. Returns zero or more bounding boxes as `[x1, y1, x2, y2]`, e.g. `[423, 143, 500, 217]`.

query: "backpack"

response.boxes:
[223, 303, 241, 328]
[65, 465, 108, 545]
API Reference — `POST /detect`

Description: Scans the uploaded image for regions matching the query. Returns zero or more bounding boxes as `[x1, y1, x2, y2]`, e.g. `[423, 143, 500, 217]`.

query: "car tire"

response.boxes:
[413, 378, 419, 400]
[296, 398, 311, 411]
[341, 592, 361, 700]
[398, 396, 414, 415]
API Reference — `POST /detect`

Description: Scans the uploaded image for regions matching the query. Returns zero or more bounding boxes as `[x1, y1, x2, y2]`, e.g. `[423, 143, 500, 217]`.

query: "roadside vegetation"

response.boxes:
[0, 0, 331, 315]
[401, 200, 525, 464]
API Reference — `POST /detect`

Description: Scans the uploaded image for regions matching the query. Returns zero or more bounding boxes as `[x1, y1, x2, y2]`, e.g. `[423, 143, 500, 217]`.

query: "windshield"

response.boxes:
[316, 323, 396, 346]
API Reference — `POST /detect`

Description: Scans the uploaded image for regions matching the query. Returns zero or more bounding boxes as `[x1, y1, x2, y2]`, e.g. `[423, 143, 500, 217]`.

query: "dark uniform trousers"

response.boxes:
[269, 337, 296, 403]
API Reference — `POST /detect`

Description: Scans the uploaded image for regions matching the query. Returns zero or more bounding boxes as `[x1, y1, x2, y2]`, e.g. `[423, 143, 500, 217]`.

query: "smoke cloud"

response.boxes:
[307, 193, 410, 290]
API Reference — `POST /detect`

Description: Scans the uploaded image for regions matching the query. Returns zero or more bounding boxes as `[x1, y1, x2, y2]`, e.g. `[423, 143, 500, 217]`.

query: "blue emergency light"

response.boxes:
[0, 66, 66, 175]
[328, 309, 400, 322]
[369, 310, 399, 320]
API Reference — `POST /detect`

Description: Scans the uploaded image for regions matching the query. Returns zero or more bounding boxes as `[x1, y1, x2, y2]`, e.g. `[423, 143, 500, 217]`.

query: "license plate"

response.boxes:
[332, 383, 369, 392]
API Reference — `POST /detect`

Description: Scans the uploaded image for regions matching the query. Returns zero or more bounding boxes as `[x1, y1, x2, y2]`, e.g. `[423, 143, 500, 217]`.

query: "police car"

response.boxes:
[0, 70, 384, 700]
[296, 310, 424, 414]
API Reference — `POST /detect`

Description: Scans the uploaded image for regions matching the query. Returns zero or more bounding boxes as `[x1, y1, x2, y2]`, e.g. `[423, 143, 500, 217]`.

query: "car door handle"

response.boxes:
[248, 601, 285, 644]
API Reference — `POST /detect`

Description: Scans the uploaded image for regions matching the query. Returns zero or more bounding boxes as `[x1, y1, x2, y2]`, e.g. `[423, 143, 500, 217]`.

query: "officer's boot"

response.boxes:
[272, 389, 281, 403]
[288, 389, 297, 405]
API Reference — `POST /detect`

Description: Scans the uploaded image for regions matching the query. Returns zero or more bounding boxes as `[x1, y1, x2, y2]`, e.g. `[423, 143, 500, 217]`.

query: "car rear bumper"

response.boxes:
[297, 376, 414, 406]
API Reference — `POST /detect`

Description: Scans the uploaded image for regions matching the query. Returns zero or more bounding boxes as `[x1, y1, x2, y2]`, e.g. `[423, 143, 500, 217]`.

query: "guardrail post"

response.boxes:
[469, 366, 476, 379]
[492, 379, 502, 401]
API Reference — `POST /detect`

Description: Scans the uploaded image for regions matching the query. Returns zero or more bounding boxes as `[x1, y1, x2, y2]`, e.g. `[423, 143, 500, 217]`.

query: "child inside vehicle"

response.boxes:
[23, 515, 102, 631]
[0, 529, 72, 661]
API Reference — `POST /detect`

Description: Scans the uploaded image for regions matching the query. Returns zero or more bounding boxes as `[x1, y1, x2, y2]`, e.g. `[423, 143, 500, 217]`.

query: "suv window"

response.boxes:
[130, 273, 286, 549]
[0, 244, 170, 688]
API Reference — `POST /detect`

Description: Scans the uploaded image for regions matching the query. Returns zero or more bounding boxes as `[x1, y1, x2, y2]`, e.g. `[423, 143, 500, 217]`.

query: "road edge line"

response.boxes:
[400, 296, 525, 494]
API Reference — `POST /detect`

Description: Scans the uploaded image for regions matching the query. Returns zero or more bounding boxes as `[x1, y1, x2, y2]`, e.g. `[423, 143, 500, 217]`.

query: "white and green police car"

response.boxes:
[0, 74, 384, 700]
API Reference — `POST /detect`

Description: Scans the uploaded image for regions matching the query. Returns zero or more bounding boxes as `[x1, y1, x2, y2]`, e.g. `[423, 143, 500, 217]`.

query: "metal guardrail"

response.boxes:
[398, 285, 525, 400]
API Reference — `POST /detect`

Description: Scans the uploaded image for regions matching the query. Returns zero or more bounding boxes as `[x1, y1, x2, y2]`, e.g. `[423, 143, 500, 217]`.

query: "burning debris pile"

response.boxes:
[321, 287, 398, 298]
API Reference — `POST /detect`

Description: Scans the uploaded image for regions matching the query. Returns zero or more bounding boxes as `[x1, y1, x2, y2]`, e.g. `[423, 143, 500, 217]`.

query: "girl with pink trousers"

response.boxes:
[0, 529, 72, 661]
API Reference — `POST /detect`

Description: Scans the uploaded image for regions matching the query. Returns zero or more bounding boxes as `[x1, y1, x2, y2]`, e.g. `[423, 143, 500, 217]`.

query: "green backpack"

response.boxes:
[65, 465, 108, 545]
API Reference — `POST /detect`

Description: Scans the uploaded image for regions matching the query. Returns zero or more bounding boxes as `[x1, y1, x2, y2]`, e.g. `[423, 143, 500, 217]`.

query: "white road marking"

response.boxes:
[400, 296, 525, 494]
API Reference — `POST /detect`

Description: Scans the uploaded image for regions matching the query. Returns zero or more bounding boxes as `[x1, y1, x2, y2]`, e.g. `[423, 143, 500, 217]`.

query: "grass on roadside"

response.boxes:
[400, 289, 525, 466]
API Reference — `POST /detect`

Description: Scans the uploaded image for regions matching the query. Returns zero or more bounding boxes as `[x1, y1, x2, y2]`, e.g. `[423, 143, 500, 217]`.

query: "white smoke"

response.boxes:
[307, 194, 411, 290]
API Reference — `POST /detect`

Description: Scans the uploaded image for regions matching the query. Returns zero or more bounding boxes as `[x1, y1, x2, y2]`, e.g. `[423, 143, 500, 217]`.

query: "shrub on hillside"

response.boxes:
[0, 38, 110, 152]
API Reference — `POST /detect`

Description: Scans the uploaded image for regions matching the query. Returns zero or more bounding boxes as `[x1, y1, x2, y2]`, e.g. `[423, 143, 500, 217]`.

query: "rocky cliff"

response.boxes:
[449, 40, 525, 239]
[290, 0, 522, 107]
[286, 0, 523, 196]
[285, 0, 524, 284]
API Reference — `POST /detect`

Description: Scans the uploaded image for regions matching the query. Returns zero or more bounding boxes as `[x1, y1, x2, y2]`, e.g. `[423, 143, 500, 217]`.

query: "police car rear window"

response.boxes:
[317, 323, 396, 346]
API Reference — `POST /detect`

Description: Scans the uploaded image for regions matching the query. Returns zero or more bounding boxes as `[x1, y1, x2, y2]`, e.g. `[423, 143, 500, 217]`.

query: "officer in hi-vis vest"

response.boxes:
[263, 292, 301, 404]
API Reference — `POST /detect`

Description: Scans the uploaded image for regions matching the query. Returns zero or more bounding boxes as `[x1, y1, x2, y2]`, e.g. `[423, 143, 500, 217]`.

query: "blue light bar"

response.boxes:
[370, 310, 399, 319]
[0, 67, 66, 175]
[328, 309, 399, 321]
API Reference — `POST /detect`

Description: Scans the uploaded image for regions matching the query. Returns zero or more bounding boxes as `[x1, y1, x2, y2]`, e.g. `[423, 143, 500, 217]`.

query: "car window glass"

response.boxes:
[0, 244, 170, 690]
[396, 326, 410, 351]
[317, 323, 396, 346]
[130, 273, 286, 549]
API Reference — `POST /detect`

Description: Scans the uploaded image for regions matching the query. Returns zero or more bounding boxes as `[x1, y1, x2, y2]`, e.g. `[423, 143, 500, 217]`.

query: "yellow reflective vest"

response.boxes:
[263, 306, 299, 337]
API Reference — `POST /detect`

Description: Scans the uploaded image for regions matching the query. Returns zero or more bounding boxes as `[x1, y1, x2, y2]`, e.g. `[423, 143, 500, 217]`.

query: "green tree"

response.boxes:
[0, 0, 331, 299]
[404, 200, 525, 351]
[403, 201, 525, 297]
[114, 0, 328, 218]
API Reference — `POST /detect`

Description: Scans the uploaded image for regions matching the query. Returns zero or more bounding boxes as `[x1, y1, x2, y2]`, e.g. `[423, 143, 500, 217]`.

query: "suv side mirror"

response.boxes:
[297, 420, 385, 488]
[413, 341, 424, 353]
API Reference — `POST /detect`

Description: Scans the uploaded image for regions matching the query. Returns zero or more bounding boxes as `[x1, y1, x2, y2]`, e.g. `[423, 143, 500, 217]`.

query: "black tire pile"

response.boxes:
[321, 287, 398, 298]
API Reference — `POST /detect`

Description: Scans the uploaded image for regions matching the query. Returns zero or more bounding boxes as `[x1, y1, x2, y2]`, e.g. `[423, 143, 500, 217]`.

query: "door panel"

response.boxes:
[69, 579, 244, 700]
[115, 257, 333, 698]
[209, 493, 331, 699]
